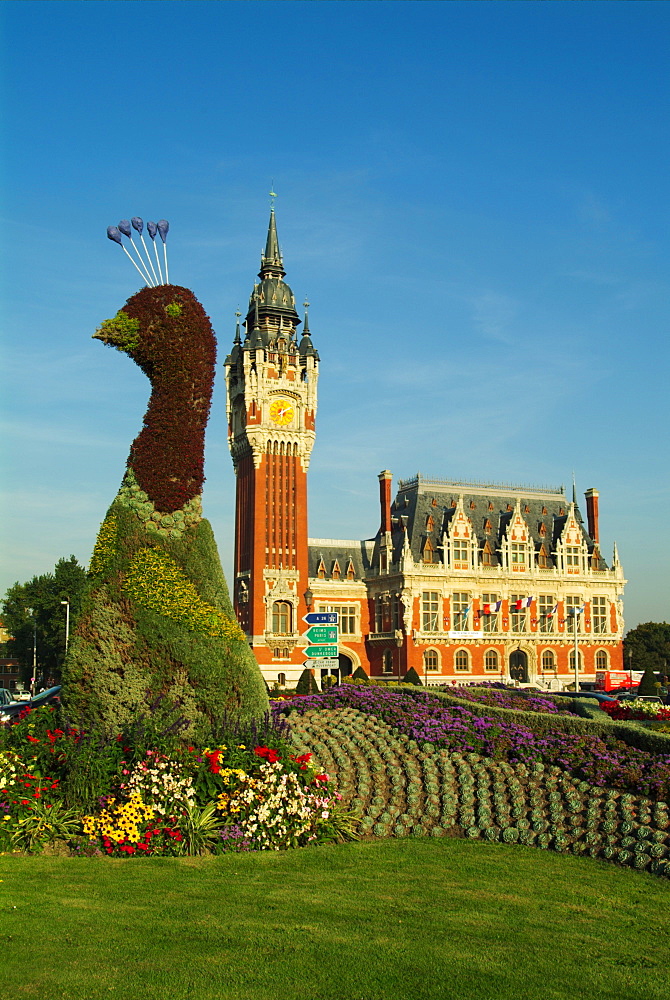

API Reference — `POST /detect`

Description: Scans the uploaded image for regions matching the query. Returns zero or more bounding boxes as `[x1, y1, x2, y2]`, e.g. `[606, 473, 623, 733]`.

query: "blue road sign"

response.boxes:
[303, 612, 339, 625]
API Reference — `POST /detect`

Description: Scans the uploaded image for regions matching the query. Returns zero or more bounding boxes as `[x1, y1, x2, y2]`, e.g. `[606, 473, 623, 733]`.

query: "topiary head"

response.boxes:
[93, 285, 214, 378]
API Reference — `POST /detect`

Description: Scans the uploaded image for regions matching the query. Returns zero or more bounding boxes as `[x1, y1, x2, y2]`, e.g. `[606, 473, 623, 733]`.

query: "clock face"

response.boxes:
[269, 398, 294, 426]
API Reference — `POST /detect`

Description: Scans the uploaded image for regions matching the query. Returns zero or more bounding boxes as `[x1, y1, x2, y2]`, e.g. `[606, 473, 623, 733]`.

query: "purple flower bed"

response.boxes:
[278, 686, 670, 802]
[442, 686, 571, 715]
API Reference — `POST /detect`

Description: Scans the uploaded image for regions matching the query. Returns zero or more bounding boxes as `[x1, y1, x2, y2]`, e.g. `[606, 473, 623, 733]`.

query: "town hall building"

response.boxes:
[225, 210, 626, 689]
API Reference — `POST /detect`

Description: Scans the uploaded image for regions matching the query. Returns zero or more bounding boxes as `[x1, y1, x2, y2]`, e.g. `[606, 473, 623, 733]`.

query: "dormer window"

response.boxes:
[484, 518, 492, 534]
[537, 545, 550, 568]
[426, 514, 435, 532]
[488, 502, 494, 511]
[332, 561, 341, 580]
[346, 559, 355, 580]
[524, 504, 530, 514]
[451, 499, 457, 508]
[452, 538, 469, 569]
[469, 500, 476, 510]
[542, 506, 548, 515]
[423, 538, 435, 563]
[317, 558, 326, 579]
[482, 542, 494, 566]
[539, 523, 547, 537]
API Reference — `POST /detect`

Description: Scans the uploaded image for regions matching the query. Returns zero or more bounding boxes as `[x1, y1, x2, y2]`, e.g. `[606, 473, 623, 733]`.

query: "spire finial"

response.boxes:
[234, 309, 242, 344]
[572, 471, 577, 505]
[269, 183, 277, 209]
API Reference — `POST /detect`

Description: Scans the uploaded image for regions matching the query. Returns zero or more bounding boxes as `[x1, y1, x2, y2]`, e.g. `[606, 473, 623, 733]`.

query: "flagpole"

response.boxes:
[573, 608, 580, 693]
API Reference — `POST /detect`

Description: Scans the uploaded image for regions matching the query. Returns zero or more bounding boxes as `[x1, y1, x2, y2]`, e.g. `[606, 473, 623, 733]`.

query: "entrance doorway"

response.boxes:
[338, 653, 353, 679]
[509, 649, 529, 684]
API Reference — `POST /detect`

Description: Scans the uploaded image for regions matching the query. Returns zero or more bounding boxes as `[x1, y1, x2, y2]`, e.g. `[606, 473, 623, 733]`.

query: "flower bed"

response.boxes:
[279, 686, 670, 802]
[600, 700, 670, 722]
[0, 704, 351, 856]
[441, 685, 573, 715]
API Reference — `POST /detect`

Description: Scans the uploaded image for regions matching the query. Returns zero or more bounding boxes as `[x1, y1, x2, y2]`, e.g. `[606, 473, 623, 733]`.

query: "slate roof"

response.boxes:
[388, 475, 608, 570]
[307, 539, 374, 580]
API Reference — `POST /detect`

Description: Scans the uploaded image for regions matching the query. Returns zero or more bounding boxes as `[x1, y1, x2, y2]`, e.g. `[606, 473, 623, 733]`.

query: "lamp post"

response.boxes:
[27, 608, 37, 697]
[303, 587, 313, 612]
[395, 629, 403, 685]
[570, 605, 584, 694]
[61, 598, 70, 653]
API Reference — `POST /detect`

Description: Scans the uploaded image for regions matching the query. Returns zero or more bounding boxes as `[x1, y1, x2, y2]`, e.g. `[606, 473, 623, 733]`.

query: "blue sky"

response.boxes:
[1, 0, 668, 630]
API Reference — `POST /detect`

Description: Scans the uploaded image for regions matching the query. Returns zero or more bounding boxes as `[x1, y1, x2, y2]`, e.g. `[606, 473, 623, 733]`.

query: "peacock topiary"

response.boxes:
[62, 285, 269, 737]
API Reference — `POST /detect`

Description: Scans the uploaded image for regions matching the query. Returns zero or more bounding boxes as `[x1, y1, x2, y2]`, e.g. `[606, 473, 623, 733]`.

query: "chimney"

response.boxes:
[378, 470, 392, 535]
[585, 488, 599, 543]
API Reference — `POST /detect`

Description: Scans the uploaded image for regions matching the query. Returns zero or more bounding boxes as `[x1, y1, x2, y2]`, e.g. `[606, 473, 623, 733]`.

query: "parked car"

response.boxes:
[0, 685, 62, 723]
[616, 692, 663, 704]
[554, 691, 616, 704]
[0, 688, 15, 706]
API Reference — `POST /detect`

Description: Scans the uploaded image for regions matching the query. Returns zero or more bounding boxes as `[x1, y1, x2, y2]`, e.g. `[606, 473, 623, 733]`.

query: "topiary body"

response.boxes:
[62, 285, 268, 737]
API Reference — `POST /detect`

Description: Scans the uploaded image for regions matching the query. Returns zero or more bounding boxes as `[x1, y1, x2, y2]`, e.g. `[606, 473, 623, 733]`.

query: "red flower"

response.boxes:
[26, 735, 40, 744]
[206, 750, 222, 774]
[33, 791, 41, 799]
[293, 753, 312, 765]
[314, 774, 329, 783]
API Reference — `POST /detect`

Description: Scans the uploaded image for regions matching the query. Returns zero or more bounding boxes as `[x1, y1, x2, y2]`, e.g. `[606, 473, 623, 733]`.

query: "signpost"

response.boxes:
[302, 612, 340, 683]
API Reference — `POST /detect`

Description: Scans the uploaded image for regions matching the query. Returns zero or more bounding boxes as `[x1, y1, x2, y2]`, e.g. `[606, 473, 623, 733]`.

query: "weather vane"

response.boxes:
[107, 217, 170, 286]
[269, 183, 277, 209]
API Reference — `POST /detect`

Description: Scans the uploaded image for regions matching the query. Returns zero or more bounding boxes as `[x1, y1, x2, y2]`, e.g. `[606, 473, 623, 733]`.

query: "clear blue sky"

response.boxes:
[1, 1, 668, 630]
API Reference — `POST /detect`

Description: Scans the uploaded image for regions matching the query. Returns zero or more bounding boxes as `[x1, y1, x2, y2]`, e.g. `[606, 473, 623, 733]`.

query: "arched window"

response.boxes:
[541, 649, 556, 672]
[454, 648, 470, 672]
[569, 649, 583, 671]
[382, 650, 393, 674]
[272, 601, 292, 634]
[423, 649, 440, 672]
[484, 649, 499, 672]
[277, 673, 286, 687]
[596, 649, 609, 671]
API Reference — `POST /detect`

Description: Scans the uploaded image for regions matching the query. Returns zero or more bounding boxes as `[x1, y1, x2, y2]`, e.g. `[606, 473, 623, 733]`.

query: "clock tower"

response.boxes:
[225, 208, 319, 675]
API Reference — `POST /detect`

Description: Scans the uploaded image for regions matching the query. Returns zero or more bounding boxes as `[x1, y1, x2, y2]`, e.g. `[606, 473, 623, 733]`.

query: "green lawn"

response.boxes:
[1, 839, 668, 1000]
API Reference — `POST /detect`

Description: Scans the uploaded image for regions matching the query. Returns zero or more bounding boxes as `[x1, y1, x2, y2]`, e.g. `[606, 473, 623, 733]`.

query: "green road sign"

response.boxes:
[303, 625, 339, 643]
[304, 645, 339, 658]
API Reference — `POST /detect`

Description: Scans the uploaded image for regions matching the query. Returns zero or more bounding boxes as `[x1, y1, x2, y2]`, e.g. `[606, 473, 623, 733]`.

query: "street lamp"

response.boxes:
[395, 629, 404, 685]
[27, 607, 37, 697]
[61, 598, 70, 653]
[570, 604, 584, 694]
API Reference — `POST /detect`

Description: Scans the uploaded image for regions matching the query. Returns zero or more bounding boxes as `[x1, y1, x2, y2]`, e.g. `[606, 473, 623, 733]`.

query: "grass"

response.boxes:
[1, 838, 669, 1000]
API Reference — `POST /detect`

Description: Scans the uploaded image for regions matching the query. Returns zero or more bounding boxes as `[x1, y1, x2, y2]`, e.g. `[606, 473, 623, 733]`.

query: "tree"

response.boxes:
[1, 556, 87, 686]
[624, 622, 670, 678]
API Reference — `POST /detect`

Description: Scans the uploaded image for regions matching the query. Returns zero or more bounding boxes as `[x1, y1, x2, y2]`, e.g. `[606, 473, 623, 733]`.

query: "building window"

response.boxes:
[538, 595, 556, 634]
[374, 596, 384, 633]
[510, 542, 526, 571]
[452, 593, 470, 631]
[272, 601, 292, 634]
[318, 604, 357, 636]
[565, 545, 581, 573]
[541, 649, 556, 672]
[346, 560, 355, 580]
[484, 649, 499, 672]
[273, 647, 290, 659]
[565, 596, 584, 633]
[481, 593, 499, 634]
[452, 538, 469, 569]
[382, 650, 393, 674]
[317, 559, 326, 579]
[331, 561, 341, 580]
[422, 592, 440, 632]
[392, 595, 402, 631]
[592, 597, 608, 634]
[537, 545, 550, 568]
[423, 538, 434, 563]
[596, 649, 609, 671]
[510, 594, 527, 634]
[277, 673, 286, 686]
[454, 648, 470, 672]
[426, 514, 434, 532]
[481, 543, 494, 566]
[569, 649, 583, 672]
[423, 649, 439, 672]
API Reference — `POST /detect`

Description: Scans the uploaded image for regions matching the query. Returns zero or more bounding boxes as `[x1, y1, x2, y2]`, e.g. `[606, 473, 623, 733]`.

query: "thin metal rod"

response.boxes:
[140, 235, 160, 285]
[128, 236, 155, 285]
[120, 244, 151, 285]
[163, 242, 169, 285]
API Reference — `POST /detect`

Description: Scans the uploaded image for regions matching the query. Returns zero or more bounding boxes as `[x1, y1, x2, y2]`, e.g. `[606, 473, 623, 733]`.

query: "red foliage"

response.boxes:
[118, 285, 216, 512]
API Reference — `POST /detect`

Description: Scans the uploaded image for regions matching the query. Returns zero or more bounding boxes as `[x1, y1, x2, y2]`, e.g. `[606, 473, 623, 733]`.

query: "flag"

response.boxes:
[569, 604, 585, 615]
[480, 601, 502, 616]
[511, 597, 532, 611]
[545, 602, 558, 618]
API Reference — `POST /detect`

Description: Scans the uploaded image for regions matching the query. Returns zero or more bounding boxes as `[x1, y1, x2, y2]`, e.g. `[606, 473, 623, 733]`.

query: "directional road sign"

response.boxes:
[303, 612, 339, 625]
[304, 645, 339, 659]
[303, 625, 339, 644]
[315, 657, 340, 669]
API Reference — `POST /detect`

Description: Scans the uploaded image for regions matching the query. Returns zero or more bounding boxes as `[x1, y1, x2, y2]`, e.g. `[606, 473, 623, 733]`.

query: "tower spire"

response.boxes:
[261, 207, 285, 278]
